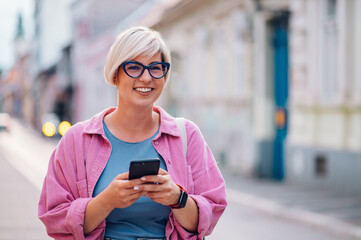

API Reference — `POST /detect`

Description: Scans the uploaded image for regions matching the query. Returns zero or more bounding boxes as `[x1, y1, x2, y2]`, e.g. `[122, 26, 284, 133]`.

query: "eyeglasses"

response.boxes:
[121, 61, 170, 79]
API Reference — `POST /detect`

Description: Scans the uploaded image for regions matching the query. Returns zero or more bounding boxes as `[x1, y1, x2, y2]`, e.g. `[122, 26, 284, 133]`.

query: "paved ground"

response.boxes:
[220, 167, 361, 239]
[209, 197, 351, 240]
[0, 151, 49, 239]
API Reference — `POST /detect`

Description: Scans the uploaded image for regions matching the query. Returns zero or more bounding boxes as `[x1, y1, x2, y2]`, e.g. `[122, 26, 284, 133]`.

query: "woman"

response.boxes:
[38, 26, 227, 240]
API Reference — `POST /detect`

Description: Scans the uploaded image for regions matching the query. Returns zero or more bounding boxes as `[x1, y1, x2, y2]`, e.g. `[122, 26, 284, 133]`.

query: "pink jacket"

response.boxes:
[38, 106, 227, 239]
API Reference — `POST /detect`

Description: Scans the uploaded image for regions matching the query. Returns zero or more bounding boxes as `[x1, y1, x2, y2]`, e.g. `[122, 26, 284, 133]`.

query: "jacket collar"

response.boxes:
[83, 107, 116, 135]
[153, 106, 180, 138]
[83, 106, 180, 138]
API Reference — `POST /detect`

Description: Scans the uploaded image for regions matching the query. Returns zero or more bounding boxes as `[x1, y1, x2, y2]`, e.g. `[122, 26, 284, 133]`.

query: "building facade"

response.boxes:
[150, 0, 289, 177]
[286, 0, 361, 193]
[149, 0, 361, 194]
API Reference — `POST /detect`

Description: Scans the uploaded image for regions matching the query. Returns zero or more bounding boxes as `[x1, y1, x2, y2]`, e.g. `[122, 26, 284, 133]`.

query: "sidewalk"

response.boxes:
[0, 151, 49, 239]
[222, 167, 361, 240]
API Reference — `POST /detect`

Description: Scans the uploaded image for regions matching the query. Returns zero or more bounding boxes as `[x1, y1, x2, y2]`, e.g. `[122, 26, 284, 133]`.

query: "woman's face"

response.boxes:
[115, 52, 166, 109]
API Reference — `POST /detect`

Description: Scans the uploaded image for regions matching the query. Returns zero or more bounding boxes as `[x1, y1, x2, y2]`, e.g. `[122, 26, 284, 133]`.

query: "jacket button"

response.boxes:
[154, 141, 159, 145]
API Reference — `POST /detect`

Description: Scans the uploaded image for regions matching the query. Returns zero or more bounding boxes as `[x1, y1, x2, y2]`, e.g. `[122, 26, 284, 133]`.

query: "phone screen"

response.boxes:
[128, 159, 160, 180]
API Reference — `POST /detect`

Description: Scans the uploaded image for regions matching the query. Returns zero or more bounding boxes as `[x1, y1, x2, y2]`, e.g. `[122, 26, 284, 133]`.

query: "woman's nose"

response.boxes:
[139, 69, 152, 82]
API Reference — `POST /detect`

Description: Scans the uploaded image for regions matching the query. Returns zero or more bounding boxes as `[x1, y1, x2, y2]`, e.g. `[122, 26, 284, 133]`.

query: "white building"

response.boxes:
[286, 0, 361, 193]
[151, 0, 289, 177]
[149, 0, 361, 194]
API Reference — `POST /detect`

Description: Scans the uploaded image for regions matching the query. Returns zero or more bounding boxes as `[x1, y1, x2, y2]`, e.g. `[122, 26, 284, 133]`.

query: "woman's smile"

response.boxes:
[134, 87, 153, 93]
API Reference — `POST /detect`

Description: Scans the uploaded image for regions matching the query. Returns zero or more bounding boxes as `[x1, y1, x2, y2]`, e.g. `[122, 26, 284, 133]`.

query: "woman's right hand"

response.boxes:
[101, 172, 145, 209]
[84, 172, 143, 234]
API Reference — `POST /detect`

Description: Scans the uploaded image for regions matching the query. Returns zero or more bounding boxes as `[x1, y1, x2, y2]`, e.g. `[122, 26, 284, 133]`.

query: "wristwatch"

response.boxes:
[169, 184, 188, 209]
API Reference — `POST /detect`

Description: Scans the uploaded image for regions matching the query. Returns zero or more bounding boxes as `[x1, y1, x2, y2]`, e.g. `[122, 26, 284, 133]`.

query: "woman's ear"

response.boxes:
[113, 68, 119, 85]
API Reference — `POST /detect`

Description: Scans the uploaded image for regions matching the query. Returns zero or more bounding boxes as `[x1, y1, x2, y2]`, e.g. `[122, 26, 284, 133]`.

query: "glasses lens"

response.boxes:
[149, 63, 168, 79]
[123, 62, 143, 78]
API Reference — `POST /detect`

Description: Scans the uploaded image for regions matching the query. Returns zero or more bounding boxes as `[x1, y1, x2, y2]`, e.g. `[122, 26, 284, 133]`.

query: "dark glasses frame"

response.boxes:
[121, 61, 170, 79]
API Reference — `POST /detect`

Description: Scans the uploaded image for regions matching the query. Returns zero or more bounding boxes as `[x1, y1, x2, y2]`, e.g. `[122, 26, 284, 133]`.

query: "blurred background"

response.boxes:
[0, 0, 361, 239]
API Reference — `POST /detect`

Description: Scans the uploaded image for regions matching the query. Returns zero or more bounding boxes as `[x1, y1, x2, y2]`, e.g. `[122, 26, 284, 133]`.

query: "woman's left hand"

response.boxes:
[141, 169, 199, 232]
[139, 168, 180, 206]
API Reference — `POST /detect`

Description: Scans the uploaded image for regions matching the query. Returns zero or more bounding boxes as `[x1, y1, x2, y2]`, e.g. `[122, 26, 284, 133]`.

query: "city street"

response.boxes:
[0, 119, 357, 239]
[2, 0, 361, 239]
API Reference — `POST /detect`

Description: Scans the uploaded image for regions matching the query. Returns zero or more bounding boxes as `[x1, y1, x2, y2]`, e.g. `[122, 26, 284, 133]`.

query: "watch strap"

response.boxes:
[169, 184, 188, 209]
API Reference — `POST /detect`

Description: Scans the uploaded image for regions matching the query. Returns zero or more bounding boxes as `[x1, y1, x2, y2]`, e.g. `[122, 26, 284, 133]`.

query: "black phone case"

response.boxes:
[128, 159, 160, 180]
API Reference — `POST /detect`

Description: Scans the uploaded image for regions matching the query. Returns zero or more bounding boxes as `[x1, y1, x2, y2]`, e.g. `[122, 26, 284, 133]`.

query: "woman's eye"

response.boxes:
[128, 65, 141, 70]
[150, 65, 161, 71]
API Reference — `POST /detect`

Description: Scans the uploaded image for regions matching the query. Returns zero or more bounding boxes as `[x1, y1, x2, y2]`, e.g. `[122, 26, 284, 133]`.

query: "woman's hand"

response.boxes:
[84, 172, 144, 234]
[140, 168, 180, 205]
[101, 172, 145, 209]
[139, 169, 199, 233]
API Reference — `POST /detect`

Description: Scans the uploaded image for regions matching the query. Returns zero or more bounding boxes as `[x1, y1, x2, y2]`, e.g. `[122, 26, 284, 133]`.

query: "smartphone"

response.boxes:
[128, 159, 160, 180]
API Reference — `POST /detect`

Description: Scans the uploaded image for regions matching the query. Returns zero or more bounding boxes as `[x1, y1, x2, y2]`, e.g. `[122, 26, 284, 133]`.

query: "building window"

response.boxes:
[321, 0, 338, 103]
[326, 0, 337, 18]
[315, 155, 328, 178]
[355, 0, 361, 102]
[326, 0, 336, 18]
[214, 25, 228, 100]
[231, 10, 247, 100]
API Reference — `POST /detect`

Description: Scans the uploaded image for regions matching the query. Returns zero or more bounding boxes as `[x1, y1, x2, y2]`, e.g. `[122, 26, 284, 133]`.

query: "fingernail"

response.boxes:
[141, 177, 146, 181]
[134, 186, 139, 190]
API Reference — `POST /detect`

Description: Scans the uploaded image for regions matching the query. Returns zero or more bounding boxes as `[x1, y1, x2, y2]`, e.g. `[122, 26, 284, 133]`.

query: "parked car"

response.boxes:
[0, 113, 11, 132]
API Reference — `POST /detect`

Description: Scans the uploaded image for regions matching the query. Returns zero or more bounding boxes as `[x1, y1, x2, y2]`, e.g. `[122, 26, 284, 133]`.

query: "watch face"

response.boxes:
[179, 190, 188, 208]
[169, 184, 188, 209]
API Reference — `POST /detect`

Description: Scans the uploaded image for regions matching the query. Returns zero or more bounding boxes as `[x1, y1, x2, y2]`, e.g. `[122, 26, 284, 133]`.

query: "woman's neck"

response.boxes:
[104, 105, 159, 142]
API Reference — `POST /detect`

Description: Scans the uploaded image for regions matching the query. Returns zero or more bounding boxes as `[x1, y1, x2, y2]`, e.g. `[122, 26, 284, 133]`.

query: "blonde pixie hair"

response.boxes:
[104, 26, 171, 86]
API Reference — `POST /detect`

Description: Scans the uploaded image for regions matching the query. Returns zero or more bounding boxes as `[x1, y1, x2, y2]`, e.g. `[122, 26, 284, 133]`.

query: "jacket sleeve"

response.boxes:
[172, 120, 227, 239]
[38, 128, 105, 239]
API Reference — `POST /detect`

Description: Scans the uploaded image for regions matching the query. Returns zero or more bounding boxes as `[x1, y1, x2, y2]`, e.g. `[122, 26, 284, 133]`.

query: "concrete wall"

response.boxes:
[286, 145, 361, 193]
[287, 0, 361, 193]
[153, 0, 258, 175]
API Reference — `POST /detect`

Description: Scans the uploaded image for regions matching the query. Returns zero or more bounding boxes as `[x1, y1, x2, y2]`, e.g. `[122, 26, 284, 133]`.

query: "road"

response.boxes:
[0, 152, 49, 239]
[209, 197, 347, 240]
[0, 119, 351, 239]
